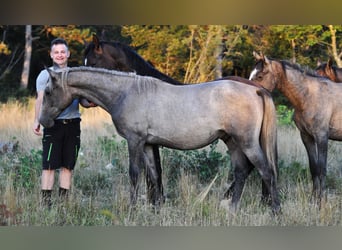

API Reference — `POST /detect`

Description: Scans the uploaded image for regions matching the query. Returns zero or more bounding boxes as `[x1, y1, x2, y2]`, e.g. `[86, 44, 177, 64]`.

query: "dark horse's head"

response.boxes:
[84, 34, 133, 71]
[84, 34, 182, 85]
[315, 58, 341, 82]
[39, 68, 73, 128]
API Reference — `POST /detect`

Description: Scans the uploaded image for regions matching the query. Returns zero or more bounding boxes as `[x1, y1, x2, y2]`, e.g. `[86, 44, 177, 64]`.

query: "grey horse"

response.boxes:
[39, 66, 280, 214]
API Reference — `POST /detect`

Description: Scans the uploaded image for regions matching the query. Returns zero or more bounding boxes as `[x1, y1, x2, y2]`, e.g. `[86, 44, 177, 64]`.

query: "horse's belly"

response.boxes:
[146, 129, 223, 150]
[329, 116, 342, 140]
[329, 128, 342, 140]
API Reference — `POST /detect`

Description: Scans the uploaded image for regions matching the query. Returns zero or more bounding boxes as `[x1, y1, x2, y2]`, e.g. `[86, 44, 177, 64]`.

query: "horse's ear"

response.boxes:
[46, 67, 58, 83]
[253, 51, 264, 61]
[327, 57, 333, 68]
[317, 59, 322, 67]
[92, 34, 103, 54]
[93, 34, 100, 49]
[264, 55, 271, 65]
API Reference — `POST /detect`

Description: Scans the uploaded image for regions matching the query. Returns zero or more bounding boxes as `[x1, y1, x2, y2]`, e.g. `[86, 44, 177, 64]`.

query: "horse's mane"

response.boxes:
[101, 41, 155, 67]
[84, 41, 156, 70]
[280, 60, 328, 79]
[68, 66, 139, 78]
[316, 62, 340, 71]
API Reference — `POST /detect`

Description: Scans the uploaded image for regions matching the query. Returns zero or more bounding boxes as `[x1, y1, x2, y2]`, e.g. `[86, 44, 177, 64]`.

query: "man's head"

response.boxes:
[50, 38, 70, 68]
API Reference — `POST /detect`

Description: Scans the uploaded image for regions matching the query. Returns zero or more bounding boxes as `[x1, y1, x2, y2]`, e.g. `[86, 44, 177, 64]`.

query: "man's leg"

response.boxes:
[59, 167, 72, 199]
[41, 169, 55, 208]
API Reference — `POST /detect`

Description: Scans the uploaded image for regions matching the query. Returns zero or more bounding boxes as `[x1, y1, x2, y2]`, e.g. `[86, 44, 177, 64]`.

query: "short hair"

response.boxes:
[50, 38, 68, 48]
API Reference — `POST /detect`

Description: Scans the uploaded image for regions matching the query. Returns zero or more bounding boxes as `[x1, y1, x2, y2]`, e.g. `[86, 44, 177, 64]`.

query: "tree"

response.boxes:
[0, 26, 25, 82]
[20, 25, 32, 89]
[327, 25, 342, 67]
[121, 25, 254, 83]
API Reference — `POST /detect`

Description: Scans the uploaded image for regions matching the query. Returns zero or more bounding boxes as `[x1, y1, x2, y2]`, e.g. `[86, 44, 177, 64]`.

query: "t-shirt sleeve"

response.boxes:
[36, 69, 49, 92]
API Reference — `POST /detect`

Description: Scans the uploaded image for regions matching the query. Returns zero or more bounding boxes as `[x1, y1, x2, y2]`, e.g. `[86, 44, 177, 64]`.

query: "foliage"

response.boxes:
[73, 135, 128, 196]
[1, 123, 342, 225]
[0, 145, 42, 190]
[276, 105, 295, 126]
[162, 140, 231, 199]
[1, 25, 342, 107]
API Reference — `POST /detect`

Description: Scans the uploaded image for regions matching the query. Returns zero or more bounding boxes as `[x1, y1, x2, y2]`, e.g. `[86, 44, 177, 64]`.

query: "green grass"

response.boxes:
[0, 99, 341, 226]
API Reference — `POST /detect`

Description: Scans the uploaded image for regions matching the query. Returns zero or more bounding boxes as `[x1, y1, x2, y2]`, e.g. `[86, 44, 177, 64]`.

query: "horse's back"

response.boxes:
[142, 80, 266, 149]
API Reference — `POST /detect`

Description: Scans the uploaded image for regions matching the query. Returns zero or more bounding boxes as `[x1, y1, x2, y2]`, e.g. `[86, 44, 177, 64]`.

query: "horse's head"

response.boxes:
[249, 51, 279, 92]
[39, 68, 73, 128]
[84, 34, 132, 71]
[84, 34, 108, 68]
[315, 58, 337, 82]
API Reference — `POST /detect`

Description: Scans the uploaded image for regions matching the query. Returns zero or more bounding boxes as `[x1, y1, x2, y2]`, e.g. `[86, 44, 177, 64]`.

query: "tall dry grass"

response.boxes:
[0, 99, 341, 226]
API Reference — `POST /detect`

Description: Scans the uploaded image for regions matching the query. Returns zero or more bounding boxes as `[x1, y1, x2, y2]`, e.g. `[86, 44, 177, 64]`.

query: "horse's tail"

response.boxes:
[257, 89, 278, 181]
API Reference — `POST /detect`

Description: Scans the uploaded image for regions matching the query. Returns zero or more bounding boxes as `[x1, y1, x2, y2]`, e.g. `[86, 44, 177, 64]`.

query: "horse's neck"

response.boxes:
[68, 71, 134, 110]
[278, 66, 309, 110]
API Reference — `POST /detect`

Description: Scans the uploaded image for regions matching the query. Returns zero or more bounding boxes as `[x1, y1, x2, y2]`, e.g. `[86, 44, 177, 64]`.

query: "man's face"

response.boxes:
[50, 43, 70, 67]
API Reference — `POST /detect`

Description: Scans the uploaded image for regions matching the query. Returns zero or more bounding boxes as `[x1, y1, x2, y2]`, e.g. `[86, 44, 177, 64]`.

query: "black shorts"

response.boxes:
[42, 118, 81, 170]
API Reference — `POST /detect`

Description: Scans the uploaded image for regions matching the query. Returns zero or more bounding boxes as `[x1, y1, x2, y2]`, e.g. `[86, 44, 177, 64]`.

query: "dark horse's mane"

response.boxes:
[84, 37, 266, 89]
[85, 41, 182, 85]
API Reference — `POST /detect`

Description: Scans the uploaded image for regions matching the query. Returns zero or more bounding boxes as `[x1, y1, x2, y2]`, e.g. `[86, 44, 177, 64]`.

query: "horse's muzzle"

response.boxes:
[39, 117, 55, 128]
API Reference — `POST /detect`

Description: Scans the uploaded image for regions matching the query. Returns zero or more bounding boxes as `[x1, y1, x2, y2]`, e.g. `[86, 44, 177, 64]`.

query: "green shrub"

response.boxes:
[0, 145, 41, 190]
[162, 140, 230, 198]
[277, 105, 295, 126]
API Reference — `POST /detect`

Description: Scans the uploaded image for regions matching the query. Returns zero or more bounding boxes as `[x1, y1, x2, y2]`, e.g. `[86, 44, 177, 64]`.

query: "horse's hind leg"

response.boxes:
[244, 147, 280, 214]
[224, 151, 253, 200]
[224, 144, 252, 212]
[225, 155, 270, 205]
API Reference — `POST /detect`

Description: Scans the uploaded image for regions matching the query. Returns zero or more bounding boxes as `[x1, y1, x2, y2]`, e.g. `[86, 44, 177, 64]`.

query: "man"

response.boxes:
[33, 38, 95, 208]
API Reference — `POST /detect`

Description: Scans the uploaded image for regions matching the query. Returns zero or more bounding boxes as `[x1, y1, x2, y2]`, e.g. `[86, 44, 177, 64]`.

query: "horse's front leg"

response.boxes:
[144, 144, 164, 207]
[127, 141, 144, 206]
[300, 131, 328, 205]
[314, 135, 328, 206]
[152, 145, 164, 203]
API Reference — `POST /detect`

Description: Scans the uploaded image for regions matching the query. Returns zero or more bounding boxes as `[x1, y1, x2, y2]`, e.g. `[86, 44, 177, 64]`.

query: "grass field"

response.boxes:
[0, 99, 341, 226]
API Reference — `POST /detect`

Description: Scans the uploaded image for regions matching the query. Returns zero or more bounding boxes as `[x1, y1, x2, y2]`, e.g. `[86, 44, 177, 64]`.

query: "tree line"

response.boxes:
[1, 25, 341, 106]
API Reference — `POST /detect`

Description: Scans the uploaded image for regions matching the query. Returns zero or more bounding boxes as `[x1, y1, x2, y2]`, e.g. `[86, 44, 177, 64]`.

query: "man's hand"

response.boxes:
[80, 98, 98, 108]
[33, 120, 42, 136]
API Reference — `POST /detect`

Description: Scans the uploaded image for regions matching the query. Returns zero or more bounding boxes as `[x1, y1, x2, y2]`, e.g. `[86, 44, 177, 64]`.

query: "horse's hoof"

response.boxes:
[272, 205, 282, 216]
[219, 199, 238, 214]
[219, 199, 230, 211]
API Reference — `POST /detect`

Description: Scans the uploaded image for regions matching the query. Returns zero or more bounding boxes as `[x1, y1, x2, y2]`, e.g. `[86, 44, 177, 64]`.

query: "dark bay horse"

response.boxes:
[39, 67, 280, 213]
[84, 34, 270, 201]
[316, 58, 342, 82]
[84, 35, 264, 87]
[249, 51, 342, 205]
